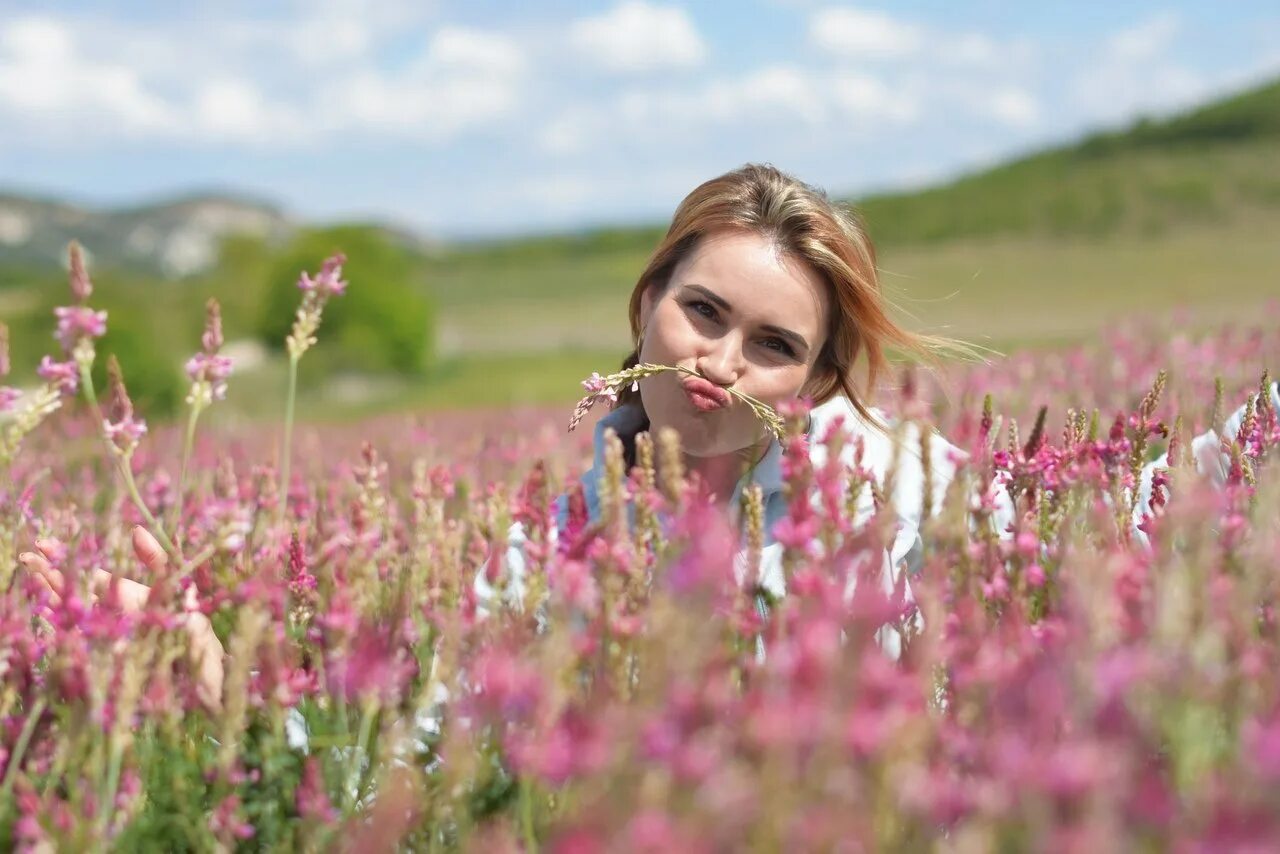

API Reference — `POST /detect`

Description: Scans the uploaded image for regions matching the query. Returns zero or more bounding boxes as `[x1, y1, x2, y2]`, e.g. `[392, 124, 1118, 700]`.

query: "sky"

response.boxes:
[1, 1, 1278, 239]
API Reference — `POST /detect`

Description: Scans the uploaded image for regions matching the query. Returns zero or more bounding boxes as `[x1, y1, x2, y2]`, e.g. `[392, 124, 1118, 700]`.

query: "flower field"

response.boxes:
[0, 248, 1278, 851]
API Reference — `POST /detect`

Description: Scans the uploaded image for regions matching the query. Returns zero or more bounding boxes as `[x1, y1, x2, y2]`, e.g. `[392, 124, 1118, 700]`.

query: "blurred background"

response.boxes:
[1, 1, 1278, 423]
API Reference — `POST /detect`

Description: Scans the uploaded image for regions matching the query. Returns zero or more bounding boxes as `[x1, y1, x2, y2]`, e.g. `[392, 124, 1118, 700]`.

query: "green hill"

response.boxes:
[856, 77, 1280, 245]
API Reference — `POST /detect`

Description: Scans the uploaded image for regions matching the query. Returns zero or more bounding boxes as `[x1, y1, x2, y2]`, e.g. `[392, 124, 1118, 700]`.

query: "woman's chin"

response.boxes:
[657, 418, 750, 458]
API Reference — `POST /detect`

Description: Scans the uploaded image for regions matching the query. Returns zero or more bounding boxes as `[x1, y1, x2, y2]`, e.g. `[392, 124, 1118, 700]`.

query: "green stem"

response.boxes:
[642, 364, 784, 439]
[98, 734, 126, 839]
[520, 776, 539, 852]
[279, 354, 299, 525]
[344, 700, 378, 815]
[167, 401, 204, 543]
[79, 365, 181, 563]
[178, 543, 218, 579]
[0, 697, 46, 798]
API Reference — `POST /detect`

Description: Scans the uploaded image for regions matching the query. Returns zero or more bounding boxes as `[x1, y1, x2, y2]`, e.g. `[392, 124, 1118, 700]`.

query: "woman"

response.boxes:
[21, 163, 964, 707]
[488, 163, 965, 657]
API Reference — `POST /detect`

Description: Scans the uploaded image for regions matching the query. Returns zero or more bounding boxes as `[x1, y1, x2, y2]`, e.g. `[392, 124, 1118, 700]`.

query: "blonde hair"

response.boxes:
[617, 162, 945, 425]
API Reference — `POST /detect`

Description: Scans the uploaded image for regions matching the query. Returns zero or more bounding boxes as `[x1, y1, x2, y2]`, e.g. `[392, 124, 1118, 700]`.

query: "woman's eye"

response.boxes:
[762, 337, 796, 357]
[687, 300, 717, 320]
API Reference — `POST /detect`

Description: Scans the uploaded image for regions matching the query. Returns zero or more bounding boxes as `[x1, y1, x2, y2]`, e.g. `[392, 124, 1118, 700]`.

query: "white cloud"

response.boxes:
[420, 26, 526, 76]
[329, 26, 526, 140]
[702, 66, 830, 124]
[1106, 11, 1180, 63]
[0, 13, 525, 147]
[537, 65, 924, 157]
[809, 7, 924, 59]
[829, 72, 919, 123]
[981, 87, 1040, 129]
[0, 16, 175, 136]
[809, 7, 1035, 71]
[569, 1, 707, 72]
[330, 70, 521, 140]
[1070, 12, 1206, 124]
[194, 79, 298, 144]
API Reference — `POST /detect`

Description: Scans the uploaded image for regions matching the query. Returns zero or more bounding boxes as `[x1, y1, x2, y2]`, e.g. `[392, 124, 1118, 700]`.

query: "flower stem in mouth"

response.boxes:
[570, 363, 784, 440]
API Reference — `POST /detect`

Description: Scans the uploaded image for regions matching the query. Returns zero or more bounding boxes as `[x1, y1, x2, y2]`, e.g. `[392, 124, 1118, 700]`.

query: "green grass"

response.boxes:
[211, 348, 628, 424]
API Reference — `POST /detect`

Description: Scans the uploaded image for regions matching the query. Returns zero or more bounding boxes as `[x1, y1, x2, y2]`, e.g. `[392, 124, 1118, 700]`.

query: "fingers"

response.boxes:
[32, 539, 74, 596]
[18, 551, 63, 606]
[21, 541, 144, 612]
[33, 539, 117, 602]
[186, 615, 225, 713]
[131, 526, 168, 575]
[33, 538, 67, 565]
[19, 549, 63, 591]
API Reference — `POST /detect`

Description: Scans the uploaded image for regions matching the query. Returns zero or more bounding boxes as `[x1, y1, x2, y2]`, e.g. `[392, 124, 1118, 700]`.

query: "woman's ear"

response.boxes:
[638, 282, 656, 329]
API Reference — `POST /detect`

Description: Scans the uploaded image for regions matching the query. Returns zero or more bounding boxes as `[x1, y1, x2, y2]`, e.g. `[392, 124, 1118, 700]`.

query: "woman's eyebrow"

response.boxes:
[682, 283, 732, 311]
[682, 283, 810, 355]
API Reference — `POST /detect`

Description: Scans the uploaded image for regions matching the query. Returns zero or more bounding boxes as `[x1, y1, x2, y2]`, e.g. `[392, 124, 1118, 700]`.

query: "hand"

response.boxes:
[19, 526, 225, 713]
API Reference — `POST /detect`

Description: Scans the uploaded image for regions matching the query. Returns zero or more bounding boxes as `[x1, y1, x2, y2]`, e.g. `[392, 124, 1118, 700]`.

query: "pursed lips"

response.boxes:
[681, 376, 731, 411]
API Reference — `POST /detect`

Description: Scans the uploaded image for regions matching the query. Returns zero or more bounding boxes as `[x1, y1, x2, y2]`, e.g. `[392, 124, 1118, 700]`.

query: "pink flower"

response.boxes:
[201, 298, 224, 353]
[102, 414, 147, 448]
[1025, 563, 1046, 587]
[185, 352, 234, 400]
[0, 386, 20, 413]
[1244, 711, 1280, 781]
[37, 356, 79, 395]
[772, 515, 819, 551]
[68, 241, 93, 302]
[581, 371, 618, 403]
[209, 794, 254, 841]
[53, 306, 107, 351]
[295, 758, 337, 823]
[581, 372, 608, 394]
[297, 253, 348, 297]
[286, 532, 317, 601]
[471, 648, 543, 722]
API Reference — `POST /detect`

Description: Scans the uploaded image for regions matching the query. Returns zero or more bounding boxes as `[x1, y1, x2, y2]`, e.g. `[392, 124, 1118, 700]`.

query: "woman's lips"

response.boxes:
[681, 376, 731, 412]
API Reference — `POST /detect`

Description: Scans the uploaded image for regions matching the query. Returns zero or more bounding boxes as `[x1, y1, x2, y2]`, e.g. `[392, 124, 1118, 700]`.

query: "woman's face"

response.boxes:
[637, 229, 831, 458]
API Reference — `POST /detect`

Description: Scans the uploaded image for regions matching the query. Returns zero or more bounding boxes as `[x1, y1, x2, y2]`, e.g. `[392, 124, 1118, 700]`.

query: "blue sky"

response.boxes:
[1, 1, 1277, 238]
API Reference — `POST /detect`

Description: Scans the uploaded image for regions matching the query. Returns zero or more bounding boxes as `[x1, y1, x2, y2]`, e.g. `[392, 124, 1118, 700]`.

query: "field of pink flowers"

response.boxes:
[0, 246, 1277, 851]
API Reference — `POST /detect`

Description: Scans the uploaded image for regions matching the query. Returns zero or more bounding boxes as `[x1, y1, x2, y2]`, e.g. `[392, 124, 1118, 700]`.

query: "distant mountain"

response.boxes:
[0, 191, 297, 278]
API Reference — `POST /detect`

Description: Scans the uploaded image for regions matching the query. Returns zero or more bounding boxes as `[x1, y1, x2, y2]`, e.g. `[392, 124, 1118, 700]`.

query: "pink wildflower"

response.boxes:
[184, 353, 234, 400]
[67, 240, 93, 302]
[286, 532, 317, 600]
[0, 386, 20, 413]
[209, 794, 254, 841]
[296, 757, 338, 822]
[104, 356, 146, 453]
[297, 253, 348, 297]
[581, 371, 610, 396]
[52, 306, 107, 352]
[102, 416, 147, 448]
[201, 297, 224, 353]
[36, 356, 79, 395]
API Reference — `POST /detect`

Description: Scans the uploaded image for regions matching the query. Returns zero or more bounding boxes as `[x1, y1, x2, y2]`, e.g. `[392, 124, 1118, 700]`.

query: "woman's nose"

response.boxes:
[695, 338, 745, 387]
